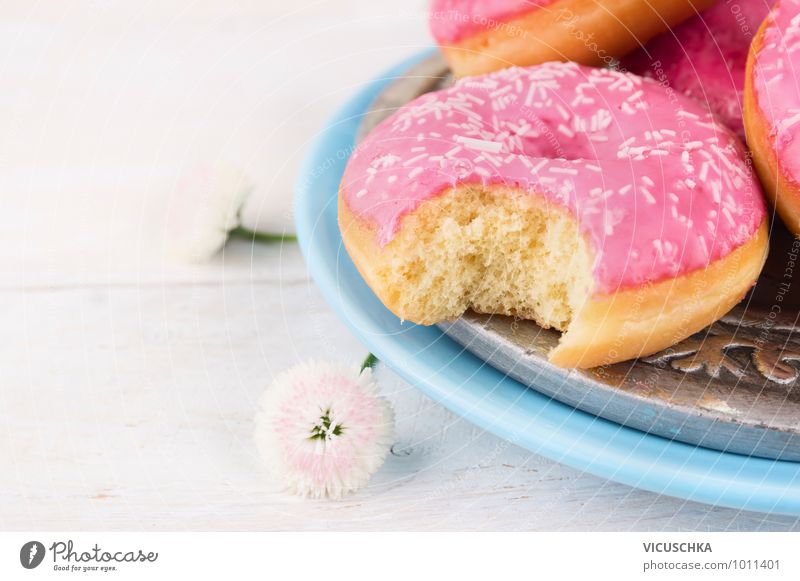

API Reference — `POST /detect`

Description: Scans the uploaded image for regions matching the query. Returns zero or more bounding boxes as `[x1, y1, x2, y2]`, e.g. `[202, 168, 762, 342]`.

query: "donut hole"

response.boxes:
[515, 120, 590, 162]
[376, 185, 593, 330]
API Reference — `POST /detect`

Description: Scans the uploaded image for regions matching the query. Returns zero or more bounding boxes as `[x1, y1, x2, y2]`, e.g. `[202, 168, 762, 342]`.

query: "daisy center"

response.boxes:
[309, 408, 344, 441]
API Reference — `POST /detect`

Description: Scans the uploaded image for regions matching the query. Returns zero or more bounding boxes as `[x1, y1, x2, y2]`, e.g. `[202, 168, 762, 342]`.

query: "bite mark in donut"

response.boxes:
[341, 63, 768, 368]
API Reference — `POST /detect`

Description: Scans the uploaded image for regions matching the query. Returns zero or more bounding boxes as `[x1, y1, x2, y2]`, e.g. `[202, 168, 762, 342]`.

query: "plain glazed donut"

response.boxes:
[745, 0, 800, 235]
[339, 63, 768, 369]
[429, 0, 719, 78]
[623, 0, 772, 141]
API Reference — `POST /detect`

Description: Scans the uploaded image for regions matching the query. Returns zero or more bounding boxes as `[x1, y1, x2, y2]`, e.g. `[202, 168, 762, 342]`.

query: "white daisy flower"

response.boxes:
[254, 357, 394, 499]
[167, 161, 254, 262]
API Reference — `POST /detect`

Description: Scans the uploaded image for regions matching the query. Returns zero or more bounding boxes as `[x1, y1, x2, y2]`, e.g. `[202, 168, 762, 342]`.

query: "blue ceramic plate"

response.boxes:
[294, 51, 800, 516]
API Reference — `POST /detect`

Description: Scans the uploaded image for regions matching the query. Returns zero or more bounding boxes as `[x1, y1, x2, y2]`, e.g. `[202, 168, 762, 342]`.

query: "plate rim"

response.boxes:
[294, 50, 800, 516]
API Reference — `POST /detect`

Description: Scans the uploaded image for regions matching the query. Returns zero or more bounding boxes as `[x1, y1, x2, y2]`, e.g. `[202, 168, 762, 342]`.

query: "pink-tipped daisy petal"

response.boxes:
[254, 360, 394, 499]
[166, 161, 254, 262]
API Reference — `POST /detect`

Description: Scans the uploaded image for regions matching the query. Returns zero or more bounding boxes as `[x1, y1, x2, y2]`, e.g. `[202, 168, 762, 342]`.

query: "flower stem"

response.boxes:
[230, 226, 297, 243]
[360, 353, 378, 373]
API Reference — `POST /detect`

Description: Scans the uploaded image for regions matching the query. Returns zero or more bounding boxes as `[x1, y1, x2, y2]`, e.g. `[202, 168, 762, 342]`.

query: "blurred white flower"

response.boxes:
[167, 162, 254, 262]
[254, 358, 394, 499]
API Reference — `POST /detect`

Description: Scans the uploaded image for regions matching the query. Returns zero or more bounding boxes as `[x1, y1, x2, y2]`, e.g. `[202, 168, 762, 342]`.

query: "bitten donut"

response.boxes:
[339, 63, 768, 369]
[623, 0, 772, 141]
[429, 0, 718, 77]
[745, 0, 800, 235]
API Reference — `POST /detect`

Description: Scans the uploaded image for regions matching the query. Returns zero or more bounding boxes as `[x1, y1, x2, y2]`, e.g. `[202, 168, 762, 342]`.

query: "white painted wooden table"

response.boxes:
[2, 0, 800, 532]
[1, 240, 799, 531]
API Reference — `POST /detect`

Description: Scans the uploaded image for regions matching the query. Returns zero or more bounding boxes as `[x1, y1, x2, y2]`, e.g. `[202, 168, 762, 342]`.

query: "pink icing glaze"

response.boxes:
[429, 0, 557, 44]
[622, 0, 772, 141]
[341, 63, 765, 295]
[752, 0, 800, 186]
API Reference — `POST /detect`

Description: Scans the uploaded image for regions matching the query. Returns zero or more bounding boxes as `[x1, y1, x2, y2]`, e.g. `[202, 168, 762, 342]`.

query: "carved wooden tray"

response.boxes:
[355, 53, 800, 462]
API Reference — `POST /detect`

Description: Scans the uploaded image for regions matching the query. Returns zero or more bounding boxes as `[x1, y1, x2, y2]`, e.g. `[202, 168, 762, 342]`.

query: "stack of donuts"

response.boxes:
[339, 0, 797, 369]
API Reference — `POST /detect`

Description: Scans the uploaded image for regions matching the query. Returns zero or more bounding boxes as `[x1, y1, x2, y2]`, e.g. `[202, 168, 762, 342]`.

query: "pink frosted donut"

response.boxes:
[339, 62, 767, 368]
[623, 0, 773, 141]
[746, 0, 800, 235]
[428, 0, 719, 77]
